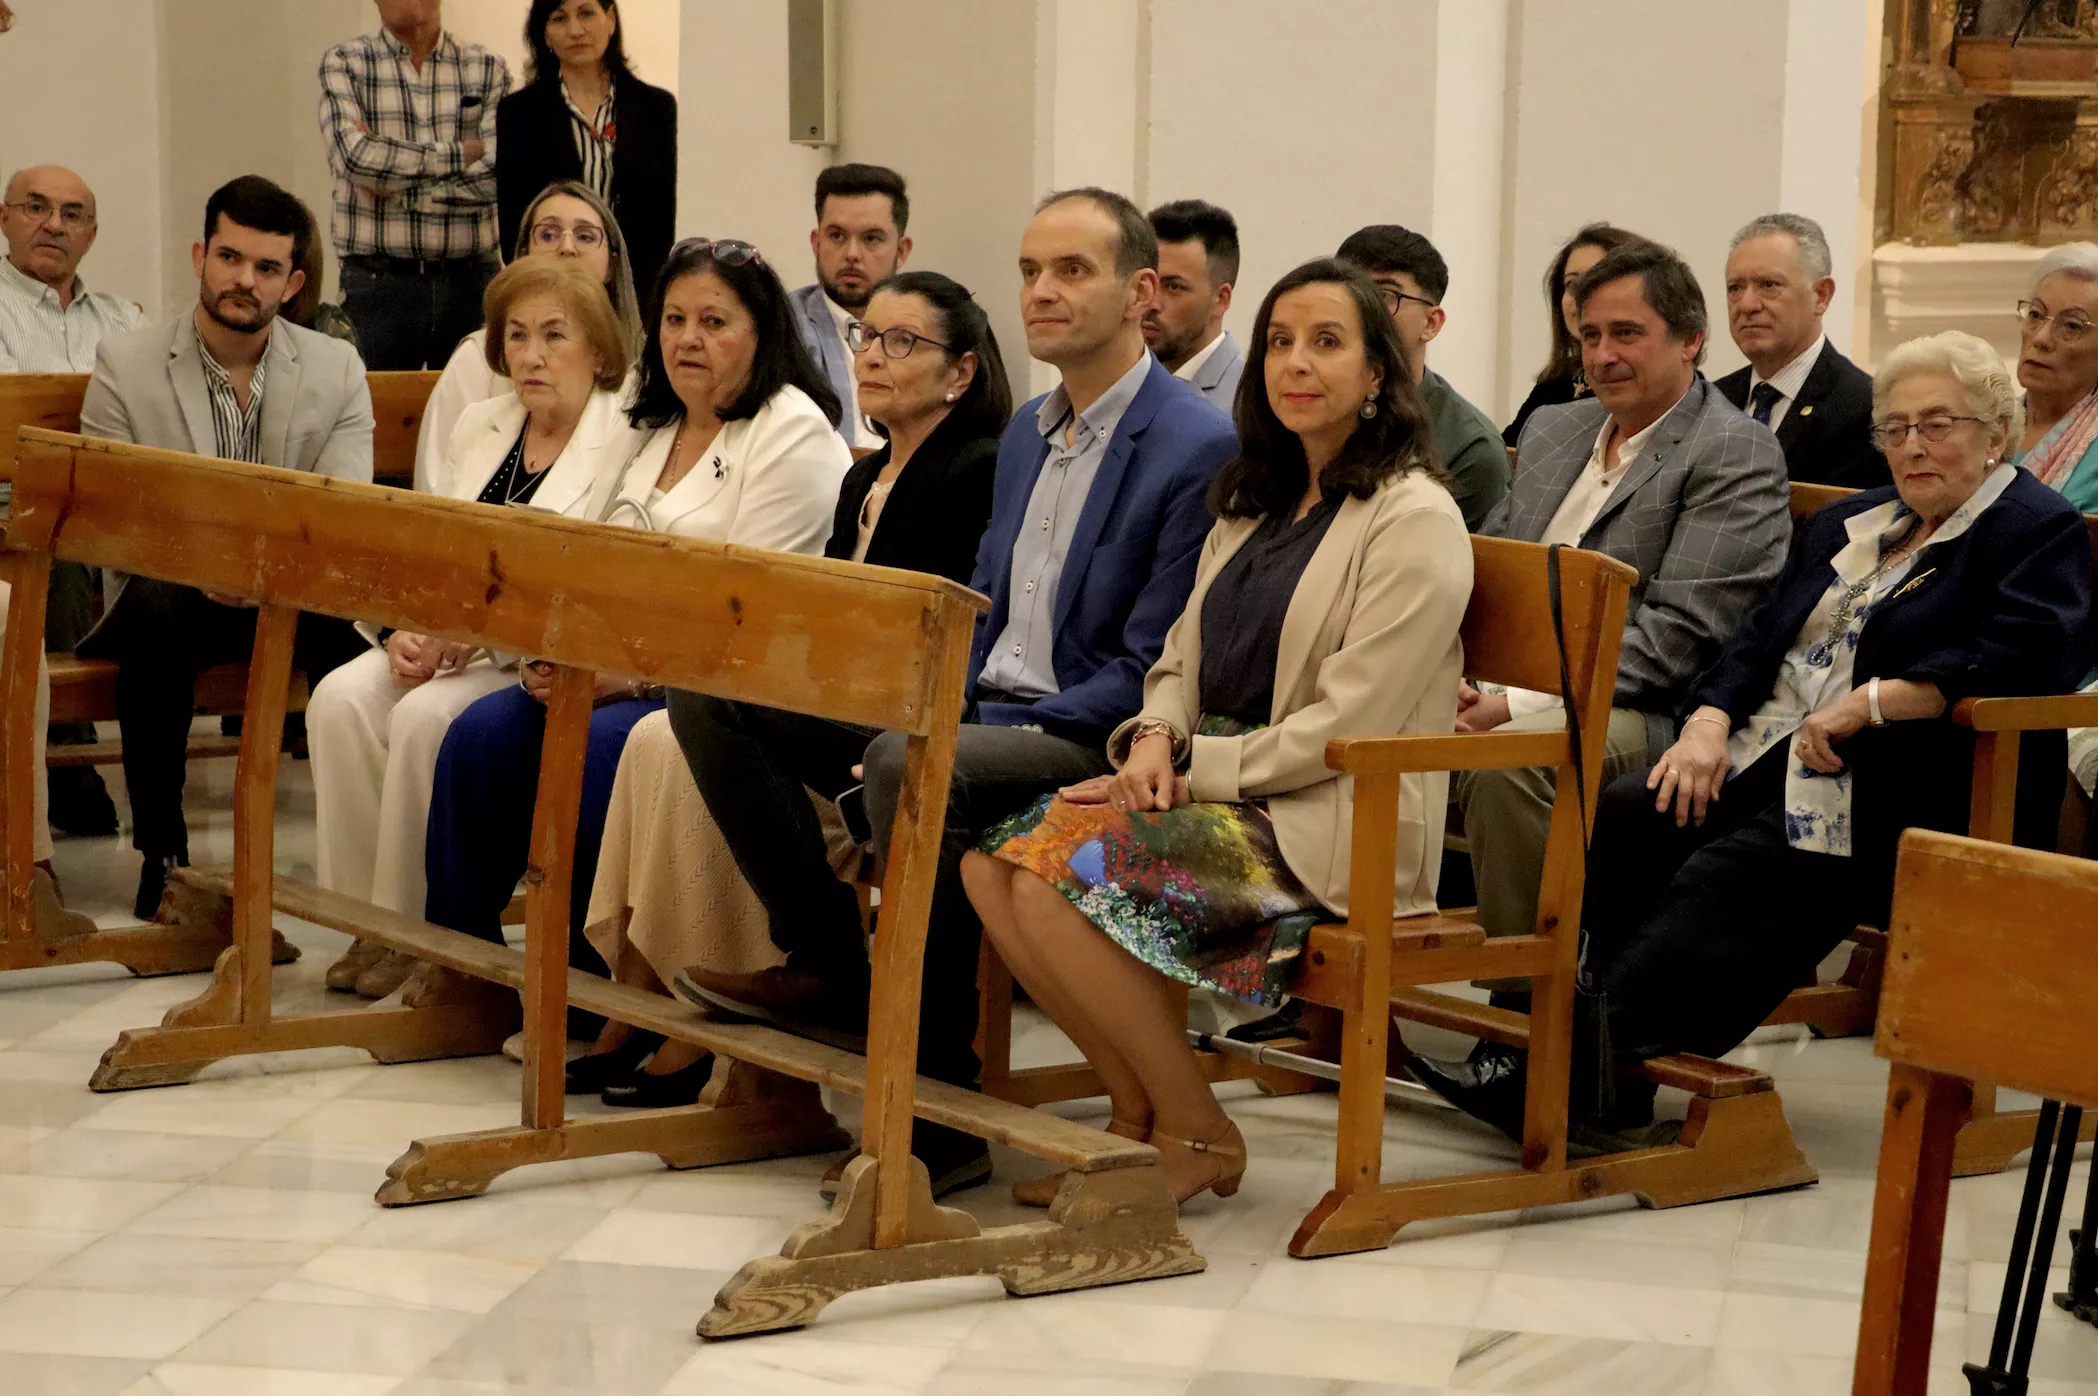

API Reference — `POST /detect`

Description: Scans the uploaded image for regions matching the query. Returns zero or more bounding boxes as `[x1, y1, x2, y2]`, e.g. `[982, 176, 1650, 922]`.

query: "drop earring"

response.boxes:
[1359, 397, 1378, 419]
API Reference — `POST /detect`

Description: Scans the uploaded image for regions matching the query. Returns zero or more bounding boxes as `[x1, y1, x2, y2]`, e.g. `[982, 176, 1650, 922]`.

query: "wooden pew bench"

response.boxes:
[2, 427, 1204, 1339]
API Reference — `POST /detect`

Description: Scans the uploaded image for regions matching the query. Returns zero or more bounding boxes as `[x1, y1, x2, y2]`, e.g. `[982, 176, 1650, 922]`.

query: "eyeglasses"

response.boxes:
[847, 321, 952, 358]
[674, 238, 764, 268]
[4, 198, 93, 231]
[1374, 282, 1438, 315]
[2017, 299, 2093, 343]
[1869, 415, 1985, 449]
[530, 219, 606, 251]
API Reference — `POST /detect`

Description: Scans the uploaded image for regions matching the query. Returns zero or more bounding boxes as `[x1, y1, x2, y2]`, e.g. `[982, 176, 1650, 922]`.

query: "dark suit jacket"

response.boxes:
[825, 412, 998, 585]
[496, 76, 678, 297]
[1691, 468, 2095, 882]
[1715, 340, 1880, 489]
[968, 358, 1238, 747]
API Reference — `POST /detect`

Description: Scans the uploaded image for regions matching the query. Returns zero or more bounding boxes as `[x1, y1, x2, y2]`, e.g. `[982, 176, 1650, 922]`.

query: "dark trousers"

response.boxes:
[421, 684, 661, 976]
[861, 722, 1112, 1087]
[75, 579, 365, 858]
[665, 691, 877, 972]
[1582, 747, 1870, 1067]
[338, 253, 497, 371]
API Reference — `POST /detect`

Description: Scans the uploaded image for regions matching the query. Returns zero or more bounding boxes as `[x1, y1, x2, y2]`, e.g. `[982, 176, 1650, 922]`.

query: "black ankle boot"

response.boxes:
[133, 853, 187, 922]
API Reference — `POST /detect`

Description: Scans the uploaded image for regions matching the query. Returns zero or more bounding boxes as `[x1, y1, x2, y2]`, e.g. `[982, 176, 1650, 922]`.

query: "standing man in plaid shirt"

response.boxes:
[320, 1, 511, 370]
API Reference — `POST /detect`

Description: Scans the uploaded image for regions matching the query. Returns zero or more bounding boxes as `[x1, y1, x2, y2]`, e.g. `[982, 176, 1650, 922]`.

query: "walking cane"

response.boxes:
[1964, 1101, 2088, 1394]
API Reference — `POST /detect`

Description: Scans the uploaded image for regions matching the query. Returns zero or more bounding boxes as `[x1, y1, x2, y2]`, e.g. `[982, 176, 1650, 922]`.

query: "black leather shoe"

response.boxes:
[1406, 1042, 1529, 1141]
[133, 853, 187, 923]
[45, 768, 118, 838]
[565, 1031, 663, 1094]
[599, 1054, 714, 1108]
[1226, 1000, 1304, 1043]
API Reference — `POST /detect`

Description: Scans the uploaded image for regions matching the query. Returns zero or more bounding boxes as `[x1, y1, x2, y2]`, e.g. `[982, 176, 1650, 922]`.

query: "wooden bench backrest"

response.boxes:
[7, 430, 987, 733]
[1788, 478, 2098, 581]
[0, 371, 439, 489]
[1880, 829, 2098, 1110]
[1460, 534, 1638, 702]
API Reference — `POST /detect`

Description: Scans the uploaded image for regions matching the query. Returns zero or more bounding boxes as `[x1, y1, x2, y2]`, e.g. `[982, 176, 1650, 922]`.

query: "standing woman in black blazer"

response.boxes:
[498, 0, 677, 297]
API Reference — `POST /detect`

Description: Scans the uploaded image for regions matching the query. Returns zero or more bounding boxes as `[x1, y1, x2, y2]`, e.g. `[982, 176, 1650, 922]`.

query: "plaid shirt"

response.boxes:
[319, 28, 510, 261]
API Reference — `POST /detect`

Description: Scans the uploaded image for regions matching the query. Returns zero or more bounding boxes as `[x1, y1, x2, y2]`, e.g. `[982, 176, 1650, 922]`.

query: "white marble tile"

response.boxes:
[171, 1299, 476, 1376]
[0, 1352, 152, 1396]
[263, 1247, 540, 1314]
[0, 1122, 55, 1161]
[1202, 1309, 1467, 1386]
[1738, 1181, 1879, 1254]
[562, 1208, 788, 1271]
[207, 1140, 402, 1194]
[147, 1363, 403, 1396]
[0, 1174, 183, 1230]
[926, 1354, 1197, 1396]
[1184, 1376, 1437, 1396]
[34, 1234, 319, 1301]
[4, 1127, 255, 1182]
[483, 1260, 737, 1334]
[1240, 1256, 1491, 1329]
[0, 1047, 113, 1083]
[343, 1197, 611, 1263]
[126, 1184, 377, 1245]
[76, 1091, 326, 1140]
[1496, 1231, 1733, 1291]
[0, 1225, 102, 1285]
[412, 1310, 702, 1393]
[961, 1295, 1226, 1369]
[1698, 1346, 1854, 1395]
[1450, 1330, 1713, 1394]
[1474, 1273, 1725, 1347]
[0, 1287, 241, 1359]
[625, 1169, 840, 1219]
[267, 1100, 521, 1151]
[664, 1333, 950, 1395]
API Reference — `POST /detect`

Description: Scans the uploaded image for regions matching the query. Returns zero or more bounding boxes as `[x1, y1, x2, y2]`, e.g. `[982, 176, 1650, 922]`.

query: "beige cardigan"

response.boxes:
[1108, 470, 1472, 917]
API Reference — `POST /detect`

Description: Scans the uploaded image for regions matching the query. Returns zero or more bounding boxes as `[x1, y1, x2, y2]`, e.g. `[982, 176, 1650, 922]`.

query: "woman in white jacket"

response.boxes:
[309, 258, 642, 998]
[418, 238, 852, 1081]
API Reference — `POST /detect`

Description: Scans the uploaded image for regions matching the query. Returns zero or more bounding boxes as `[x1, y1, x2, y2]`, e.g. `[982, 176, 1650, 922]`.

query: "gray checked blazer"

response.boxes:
[1486, 376, 1791, 753]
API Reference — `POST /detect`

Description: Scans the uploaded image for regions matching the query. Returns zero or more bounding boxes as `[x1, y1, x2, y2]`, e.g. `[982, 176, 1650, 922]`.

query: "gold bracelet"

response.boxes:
[1129, 719, 1179, 748]
[1684, 713, 1730, 732]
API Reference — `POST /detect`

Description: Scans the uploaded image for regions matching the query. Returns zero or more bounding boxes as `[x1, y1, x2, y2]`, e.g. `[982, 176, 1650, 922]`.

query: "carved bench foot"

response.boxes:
[0, 870, 296, 978]
[700, 1155, 1202, 1339]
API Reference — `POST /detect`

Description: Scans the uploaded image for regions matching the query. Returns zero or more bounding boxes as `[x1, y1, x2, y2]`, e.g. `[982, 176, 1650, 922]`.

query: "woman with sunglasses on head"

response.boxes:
[413, 180, 645, 496]
[1411, 331, 2094, 1147]
[570, 270, 1010, 1108]
[414, 237, 853, 1060]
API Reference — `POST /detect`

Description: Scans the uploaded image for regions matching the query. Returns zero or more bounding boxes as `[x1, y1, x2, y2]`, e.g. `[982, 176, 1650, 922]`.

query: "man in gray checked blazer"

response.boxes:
[1456, 241, 1791, 952]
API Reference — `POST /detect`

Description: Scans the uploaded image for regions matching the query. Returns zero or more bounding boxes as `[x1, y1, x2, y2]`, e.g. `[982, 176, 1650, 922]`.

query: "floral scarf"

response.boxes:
[2020, 385, 2098, 491]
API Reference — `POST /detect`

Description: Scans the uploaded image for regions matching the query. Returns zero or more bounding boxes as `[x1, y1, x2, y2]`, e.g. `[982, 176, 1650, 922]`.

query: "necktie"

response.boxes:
[1749, 382, 1782, 426]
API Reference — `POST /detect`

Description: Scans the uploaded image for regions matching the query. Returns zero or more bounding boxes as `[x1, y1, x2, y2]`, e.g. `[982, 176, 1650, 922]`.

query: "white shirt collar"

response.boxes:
[1750, 333, 1826, 403]
[822, 291, 857, 343]
[1173, 330, 1227, 383]
[1590, 387, 1687, 479]
[0, 256, 81, 307]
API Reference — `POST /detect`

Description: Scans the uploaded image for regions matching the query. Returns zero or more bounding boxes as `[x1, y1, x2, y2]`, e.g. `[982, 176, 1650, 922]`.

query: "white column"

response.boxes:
[1429, 0, 1512, 413]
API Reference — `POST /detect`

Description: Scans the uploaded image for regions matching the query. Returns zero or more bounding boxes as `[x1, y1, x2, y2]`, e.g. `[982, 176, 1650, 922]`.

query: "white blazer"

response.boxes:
[446, 387, 644, 517]
[600, 383, 850, 549]
[417, 330, 643, 498]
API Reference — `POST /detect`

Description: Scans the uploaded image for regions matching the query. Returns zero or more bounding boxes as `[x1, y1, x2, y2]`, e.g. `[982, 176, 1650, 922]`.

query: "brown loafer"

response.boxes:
[325, 938, 389, 993]
[353, 949, 418, 1000]
[400, 962, 510, 1009]
[672, 964, 869, 1053]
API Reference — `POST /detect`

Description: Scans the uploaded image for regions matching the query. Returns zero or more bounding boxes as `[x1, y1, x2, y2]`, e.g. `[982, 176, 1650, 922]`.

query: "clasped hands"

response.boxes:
[1059, 732, 1189, 813]
[518, 659, 644, 707]
[386, 631, 475, 686]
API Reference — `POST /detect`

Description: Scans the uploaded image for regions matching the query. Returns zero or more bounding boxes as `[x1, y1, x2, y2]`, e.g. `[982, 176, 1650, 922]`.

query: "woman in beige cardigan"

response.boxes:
[963, 258, 1474, 1207]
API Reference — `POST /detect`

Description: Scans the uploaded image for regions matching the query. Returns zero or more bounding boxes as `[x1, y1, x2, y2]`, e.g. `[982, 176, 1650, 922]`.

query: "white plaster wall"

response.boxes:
[1781, 0, 1873, 360]
[1431, 0, 1512, 411]
[0, 0, 168, 315]
[1498, 0, 1789, 418]
[1146, 0, 1440, 355]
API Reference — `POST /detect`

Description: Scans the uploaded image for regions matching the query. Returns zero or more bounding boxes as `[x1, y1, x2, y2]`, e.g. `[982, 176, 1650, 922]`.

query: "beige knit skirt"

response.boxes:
[582, 708, 866, 989]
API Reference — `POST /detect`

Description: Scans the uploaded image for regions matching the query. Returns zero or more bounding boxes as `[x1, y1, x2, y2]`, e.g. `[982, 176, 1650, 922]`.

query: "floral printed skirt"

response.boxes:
[977, 728, 1327, 1006]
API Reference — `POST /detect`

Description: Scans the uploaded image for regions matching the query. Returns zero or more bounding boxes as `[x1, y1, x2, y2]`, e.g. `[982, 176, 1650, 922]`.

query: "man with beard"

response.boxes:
[1454, 239, 1789, 959]
[78, 175, 375, 920]
[1143, 199, 1242, 412]
[0, 165, 146, 839]
[789, 163, 911, 448]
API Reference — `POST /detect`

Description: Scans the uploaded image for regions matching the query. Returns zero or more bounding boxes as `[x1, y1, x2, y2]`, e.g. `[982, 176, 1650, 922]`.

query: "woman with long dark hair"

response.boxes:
[1503, 222, 1643, 445]
[962, 259, 1474, 1206]
[497, 0, 677, 294]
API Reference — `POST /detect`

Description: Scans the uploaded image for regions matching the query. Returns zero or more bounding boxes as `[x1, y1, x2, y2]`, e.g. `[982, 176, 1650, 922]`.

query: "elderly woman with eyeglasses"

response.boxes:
[2012, 242, 2098, 511]
[413, 237, 853, 1058]
[413, 180, 645, 496]
[1411, 330, 2095, 1145]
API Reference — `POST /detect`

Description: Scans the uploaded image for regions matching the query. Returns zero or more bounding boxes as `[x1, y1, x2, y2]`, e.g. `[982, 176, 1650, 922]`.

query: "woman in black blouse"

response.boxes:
[1502, 222, 1643, 445]
[498, 0, 677, 296]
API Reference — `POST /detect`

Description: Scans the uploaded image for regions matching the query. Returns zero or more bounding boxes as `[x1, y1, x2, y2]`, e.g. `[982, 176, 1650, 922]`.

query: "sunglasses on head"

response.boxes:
[674, 238, 764, 268]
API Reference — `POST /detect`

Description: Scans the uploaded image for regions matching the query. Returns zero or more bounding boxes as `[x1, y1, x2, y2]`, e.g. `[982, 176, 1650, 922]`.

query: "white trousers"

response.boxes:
[306, 646, 510, 916]
[0, 582, 53, 863]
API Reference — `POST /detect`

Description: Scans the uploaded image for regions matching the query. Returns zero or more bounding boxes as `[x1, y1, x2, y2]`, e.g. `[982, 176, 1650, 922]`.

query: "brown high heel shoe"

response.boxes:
[1150, 1119, 1247, 1203]
[1011, 1116, 1150, 1208]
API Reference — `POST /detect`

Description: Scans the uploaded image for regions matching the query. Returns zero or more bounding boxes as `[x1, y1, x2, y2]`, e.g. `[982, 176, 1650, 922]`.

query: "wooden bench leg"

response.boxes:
[0, 868, 299, 979]
[1288, 1085, 1819, 1259]
[1952, 1083, 2098, 1176]
[375, 1058, 851, 1206]
[1854, 1063, 1970, 1396]
[700, 1150, 1202, 1339]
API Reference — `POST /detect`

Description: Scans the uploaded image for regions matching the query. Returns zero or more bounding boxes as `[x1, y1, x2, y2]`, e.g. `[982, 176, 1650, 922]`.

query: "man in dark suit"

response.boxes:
[678, 187, 1236, 1195]
[1713, 212, 1880, 489]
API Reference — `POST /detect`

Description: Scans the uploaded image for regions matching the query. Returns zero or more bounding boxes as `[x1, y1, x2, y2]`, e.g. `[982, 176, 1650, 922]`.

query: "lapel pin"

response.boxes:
[1799, 405, 1814, 417]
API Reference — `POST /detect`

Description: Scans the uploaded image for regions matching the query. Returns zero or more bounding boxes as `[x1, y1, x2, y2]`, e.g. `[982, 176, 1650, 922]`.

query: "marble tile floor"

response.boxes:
[2, 747, 2094, 1394]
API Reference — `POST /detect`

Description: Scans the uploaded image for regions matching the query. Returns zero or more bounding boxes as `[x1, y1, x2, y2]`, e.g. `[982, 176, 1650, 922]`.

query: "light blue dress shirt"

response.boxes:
[978, 351, 1155, 697]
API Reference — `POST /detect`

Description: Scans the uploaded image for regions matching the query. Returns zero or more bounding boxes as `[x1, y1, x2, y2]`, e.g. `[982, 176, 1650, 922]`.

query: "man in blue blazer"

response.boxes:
[680, 187, 1236, 1195]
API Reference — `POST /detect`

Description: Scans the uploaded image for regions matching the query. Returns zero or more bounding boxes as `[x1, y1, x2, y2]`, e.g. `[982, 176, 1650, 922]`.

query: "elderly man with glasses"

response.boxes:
[0, 165, 147, 841]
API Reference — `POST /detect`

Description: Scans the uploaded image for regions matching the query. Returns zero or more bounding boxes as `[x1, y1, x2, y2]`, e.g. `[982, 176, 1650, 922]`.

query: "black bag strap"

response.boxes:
[1547, 542, 1589, 856]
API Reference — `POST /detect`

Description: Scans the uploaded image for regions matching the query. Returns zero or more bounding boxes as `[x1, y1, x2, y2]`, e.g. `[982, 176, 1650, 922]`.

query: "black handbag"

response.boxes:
[1548, 543, 1616, 1122]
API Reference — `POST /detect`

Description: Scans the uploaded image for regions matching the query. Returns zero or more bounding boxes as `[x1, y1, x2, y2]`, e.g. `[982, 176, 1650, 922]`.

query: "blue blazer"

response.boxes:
[968, 357, 1237, 747]
[1691, 466, 2094, 873]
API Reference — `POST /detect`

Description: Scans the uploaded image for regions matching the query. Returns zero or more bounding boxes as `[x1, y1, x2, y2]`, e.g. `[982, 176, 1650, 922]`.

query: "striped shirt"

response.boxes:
[319, 28, 511, 260]
[194, 322, 269, 464]
[564, 80, 616, 200]
[0, 257, 144, 373]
